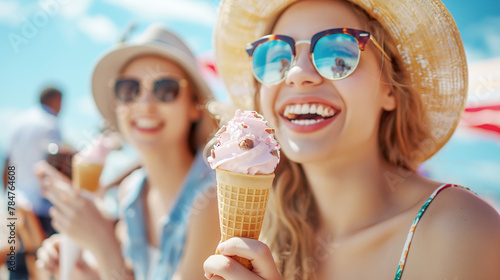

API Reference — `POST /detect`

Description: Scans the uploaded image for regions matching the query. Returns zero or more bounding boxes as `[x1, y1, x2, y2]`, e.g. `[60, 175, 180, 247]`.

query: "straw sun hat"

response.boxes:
[214, 0, 468, 161]
[92, 23, 212, 131]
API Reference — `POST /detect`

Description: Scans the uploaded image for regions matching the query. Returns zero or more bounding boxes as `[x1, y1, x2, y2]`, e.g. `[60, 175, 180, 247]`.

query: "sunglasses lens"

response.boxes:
[154, 79, 180, 102]
[115, 79, 140, 102]
[252, 40, 293, 84]
[313, 33, 360, 80]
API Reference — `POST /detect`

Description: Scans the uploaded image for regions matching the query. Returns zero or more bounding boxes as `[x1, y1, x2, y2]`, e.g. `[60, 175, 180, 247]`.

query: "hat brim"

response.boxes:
[214, 0, 468, 161]
[92, 42, 212, 131]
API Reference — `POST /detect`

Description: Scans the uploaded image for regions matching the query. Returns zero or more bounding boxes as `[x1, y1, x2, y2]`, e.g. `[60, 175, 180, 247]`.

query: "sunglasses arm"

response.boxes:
[369, 35, 392, 61]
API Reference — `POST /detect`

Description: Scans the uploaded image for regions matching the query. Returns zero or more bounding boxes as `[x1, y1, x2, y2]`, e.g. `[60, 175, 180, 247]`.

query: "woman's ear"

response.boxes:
[189, 102, 203, 122]
[381, 89, 396, 111]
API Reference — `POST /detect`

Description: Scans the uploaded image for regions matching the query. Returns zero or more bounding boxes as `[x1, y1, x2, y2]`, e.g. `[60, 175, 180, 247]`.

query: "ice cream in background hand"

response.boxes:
[72, 135, 112, 192]
[61, 135, 113, 280]
[208, 109, 280, 175]
[77, 135, 112, 164]
[208, 109, 280, 270]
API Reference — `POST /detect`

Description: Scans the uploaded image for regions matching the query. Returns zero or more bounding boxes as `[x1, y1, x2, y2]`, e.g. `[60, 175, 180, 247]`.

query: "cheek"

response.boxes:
[115, 105, 132, 137]
[115, 105, 129, 126]
[259, 85, 279, 127]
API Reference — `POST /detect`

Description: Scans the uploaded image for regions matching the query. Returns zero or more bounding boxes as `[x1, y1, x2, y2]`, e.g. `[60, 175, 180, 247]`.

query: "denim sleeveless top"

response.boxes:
[120, 151, 216, 280]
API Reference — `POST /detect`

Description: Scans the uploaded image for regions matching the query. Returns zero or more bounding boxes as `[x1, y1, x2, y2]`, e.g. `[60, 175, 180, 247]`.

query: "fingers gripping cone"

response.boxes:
[215, 168, 274, 270]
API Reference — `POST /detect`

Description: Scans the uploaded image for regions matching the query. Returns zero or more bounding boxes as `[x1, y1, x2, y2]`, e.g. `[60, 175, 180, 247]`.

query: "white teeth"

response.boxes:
[301, 104, 309, 114]
[291, 119, 325, 125]
[284, 103, 336, 118]
[310, 104, 317, 114]
[293, 104, 301, 114]
[136, 118, 161, 129]
[326, 108, 334, 117]
[317, 105, 324, 116]
[284, 106, 290, 117]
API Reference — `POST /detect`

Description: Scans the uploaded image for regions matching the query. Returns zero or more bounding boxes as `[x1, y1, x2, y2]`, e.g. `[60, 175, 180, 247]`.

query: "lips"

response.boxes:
[132, 118, 164, 132]
[280, 101, 340, 132]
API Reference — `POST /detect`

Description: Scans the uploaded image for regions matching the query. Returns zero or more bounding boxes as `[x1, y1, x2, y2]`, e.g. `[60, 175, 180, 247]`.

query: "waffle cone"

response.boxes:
[215, 168, 274, 270]
[71, 157, 104, 192]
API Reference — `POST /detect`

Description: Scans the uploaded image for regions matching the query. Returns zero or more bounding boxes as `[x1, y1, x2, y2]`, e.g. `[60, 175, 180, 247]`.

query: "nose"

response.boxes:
[285, 44, 322, 88]
[134, 85, 158, 112]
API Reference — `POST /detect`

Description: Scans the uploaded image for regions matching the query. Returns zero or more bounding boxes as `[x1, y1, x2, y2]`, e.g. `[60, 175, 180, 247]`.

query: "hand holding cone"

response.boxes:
[208, 110, 280, 270]
[60, 135, 110, 280]
[215, 169, 274, 269]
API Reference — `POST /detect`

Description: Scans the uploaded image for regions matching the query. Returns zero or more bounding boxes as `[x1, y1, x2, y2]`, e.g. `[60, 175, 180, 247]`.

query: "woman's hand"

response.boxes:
[36, 234, 100, 280]
[35, 161, 115, 252]
[203, 237, 281, 280]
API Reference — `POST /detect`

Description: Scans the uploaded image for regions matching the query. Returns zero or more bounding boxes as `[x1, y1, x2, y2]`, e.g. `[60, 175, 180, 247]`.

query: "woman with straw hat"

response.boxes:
[204, 0, 500, 279]
[35, 24, 220, 279]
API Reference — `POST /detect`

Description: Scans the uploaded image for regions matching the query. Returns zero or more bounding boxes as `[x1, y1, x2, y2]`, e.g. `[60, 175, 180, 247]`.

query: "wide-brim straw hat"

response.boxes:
[214, 0, 468, 161]
[92, 23, 213, 131]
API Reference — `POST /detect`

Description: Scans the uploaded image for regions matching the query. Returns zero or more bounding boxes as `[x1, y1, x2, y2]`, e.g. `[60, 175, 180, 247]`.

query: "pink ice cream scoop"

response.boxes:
[208, 109, 280, 175]
[77, 135, 112, 164]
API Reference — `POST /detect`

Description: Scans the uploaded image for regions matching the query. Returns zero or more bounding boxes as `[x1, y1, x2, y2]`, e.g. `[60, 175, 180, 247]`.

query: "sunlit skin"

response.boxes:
[259, 2, 395, 166]
[204, 1, 500, 279]
[115, 55, 204, 249]
[36, 54, 221, 280]
[258, 2, 422, 278]
[116, 55, 201, 157]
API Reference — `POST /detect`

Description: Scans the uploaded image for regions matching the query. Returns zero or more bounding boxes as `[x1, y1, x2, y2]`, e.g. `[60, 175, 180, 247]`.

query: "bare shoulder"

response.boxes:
[191, 185, 219, 220]
[426, 186, 500, 233]
[405, 185, 500, 279]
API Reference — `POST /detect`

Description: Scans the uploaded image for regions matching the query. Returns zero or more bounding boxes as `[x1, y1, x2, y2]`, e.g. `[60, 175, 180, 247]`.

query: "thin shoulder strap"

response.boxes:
[394, 184, 469, 280]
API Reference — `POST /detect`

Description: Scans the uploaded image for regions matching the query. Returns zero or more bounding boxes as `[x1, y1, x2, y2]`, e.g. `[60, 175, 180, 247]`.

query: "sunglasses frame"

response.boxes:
[114, 77, 188, 103]
[246, 28, 391, 84]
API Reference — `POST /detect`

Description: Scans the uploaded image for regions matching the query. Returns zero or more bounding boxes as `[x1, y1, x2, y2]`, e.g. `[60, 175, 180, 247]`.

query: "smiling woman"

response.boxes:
[35, 23, 221, 280]
[204, 0, 500, 279]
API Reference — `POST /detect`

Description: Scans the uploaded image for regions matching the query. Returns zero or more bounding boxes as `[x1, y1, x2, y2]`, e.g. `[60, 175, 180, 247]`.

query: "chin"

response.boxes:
[278, 137, 336, 164]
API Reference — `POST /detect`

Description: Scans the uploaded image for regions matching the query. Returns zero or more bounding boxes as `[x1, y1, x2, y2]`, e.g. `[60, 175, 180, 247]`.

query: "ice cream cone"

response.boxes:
[71, 156, 104, 192]
[215, 168, 274, 270]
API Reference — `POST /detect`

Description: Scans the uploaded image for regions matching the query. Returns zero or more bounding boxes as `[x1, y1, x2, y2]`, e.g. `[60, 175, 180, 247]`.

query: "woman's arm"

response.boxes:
[173, 187, 221, 280]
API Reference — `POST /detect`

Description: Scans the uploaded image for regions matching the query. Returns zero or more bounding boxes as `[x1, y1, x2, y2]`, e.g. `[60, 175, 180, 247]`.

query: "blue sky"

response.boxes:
[1, 0, 500, 207]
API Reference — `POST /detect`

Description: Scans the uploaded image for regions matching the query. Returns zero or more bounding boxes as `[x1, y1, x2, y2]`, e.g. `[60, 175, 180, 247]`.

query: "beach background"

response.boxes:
[1, 0, 499, 210]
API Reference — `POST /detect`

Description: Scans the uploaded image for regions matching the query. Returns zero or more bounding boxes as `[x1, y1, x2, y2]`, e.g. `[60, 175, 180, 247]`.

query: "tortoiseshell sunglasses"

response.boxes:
[246, 28, 391, 84]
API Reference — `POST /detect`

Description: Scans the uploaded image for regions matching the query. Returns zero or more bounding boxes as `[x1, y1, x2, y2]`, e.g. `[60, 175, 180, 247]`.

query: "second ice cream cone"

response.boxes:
[72, 156, 104, 192]
[215, 168, 274, 270]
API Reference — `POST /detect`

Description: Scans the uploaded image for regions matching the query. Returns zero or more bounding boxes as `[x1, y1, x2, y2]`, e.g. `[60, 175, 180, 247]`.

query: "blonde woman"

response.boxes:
[204, 0, 500, 279]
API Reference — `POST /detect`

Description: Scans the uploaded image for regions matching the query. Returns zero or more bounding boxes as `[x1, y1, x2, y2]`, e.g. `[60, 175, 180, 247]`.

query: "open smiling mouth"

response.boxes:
[133, 118, 165, 131]
[282, 103, 338, 125]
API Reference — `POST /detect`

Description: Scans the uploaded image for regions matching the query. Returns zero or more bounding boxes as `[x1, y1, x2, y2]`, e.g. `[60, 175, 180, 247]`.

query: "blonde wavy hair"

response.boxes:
[254, 1, 432, 279]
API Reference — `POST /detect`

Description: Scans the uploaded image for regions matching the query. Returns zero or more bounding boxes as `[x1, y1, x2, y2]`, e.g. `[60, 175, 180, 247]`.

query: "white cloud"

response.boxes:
[78, 15, 119, 43]
[104, 0, 217, 26]
[467, 56, 500, 106]
[60, 0, 92, 18]
[0, 1, 23, 26]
